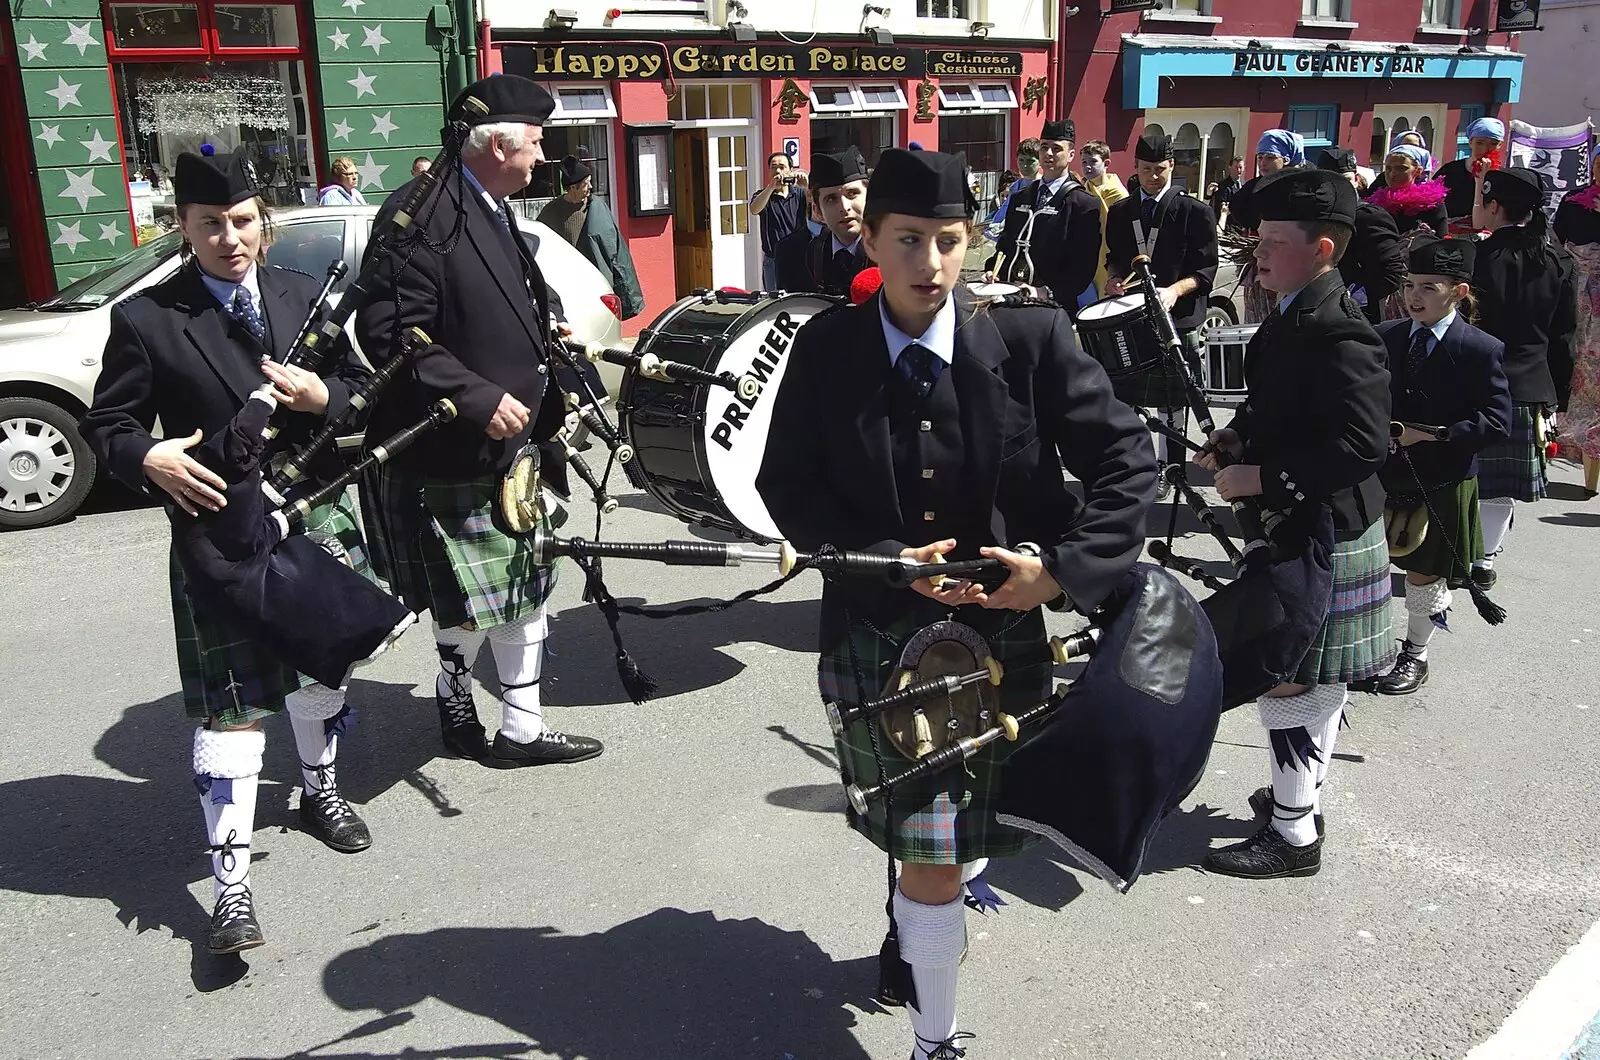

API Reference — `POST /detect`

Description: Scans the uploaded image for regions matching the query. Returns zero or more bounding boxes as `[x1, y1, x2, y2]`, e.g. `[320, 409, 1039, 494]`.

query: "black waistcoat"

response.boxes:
[884, 362, 985, 555]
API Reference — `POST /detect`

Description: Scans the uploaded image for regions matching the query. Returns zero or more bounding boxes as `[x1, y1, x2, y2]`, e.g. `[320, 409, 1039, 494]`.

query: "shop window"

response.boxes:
[551, 85, 617, 121]
[1172, 123, 1201, 193]
[513, 124, 614, 214]
[1455, 105, 1486, 159]
[936, 82, 1015, 111]
[109, 4, 206, 51]
[810, 84, 859, 113]
[1420, 0, 1460, 29]
[860, 84, 906, 109]
[1300, 0, 1348, 21]
[940, 111, 1008, 212]
[668, 83, 756, 123]
[809, 82, 908, 115]
[214, 5, 298, 49]
[1287, 105, 1338, 149]
[917, 0, 968, 17]
[108, 0, 301, 56]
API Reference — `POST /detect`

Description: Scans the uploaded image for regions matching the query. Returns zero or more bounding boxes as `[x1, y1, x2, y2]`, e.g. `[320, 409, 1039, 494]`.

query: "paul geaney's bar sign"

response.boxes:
[1233, 48, 1432, 77]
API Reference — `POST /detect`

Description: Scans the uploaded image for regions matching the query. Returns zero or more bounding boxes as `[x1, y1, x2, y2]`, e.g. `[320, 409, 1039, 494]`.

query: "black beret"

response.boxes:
[809, 146, 868, 190]
[560, 155, 594, 185]
[174, 150, 258, 208]
[452, 74, 555, 126]
[1407, 234, 1476, 280]
[867, 148, 971, 219]
[1252, 168, 1358, 228]
[1481, 166, 1544, 213]
[1040, 118, 1075, 143]
[1135, 132, 1173, 163]
[1316, 146, 1358, 174]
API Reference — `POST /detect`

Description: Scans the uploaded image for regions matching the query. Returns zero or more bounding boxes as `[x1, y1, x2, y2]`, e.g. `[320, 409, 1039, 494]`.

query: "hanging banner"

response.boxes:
[1495, 0, 1541, 32]
[1508, 119, 1595, 220]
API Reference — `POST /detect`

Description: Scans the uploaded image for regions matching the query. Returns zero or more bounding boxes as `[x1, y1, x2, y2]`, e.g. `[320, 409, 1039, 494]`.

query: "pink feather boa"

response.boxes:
[1369, 179, 1447, 216]
[1571, 184, 1600, 210]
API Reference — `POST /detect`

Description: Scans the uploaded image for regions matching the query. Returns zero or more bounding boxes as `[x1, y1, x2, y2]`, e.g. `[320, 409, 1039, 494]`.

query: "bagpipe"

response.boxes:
[1114, 255, 1338, 709]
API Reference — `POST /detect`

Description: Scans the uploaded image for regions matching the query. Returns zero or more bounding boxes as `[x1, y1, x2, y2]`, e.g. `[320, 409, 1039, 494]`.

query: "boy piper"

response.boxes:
[1197, 169, 1394, 878]
[757, 148, 1154, 1059]
[1366, 236, 1511, 695]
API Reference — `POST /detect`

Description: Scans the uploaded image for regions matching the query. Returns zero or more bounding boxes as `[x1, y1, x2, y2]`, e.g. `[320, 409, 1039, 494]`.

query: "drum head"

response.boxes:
[1076, 292, 1146, 324]
[967, 281, 1020, 299]
[882, 621, 999, 761]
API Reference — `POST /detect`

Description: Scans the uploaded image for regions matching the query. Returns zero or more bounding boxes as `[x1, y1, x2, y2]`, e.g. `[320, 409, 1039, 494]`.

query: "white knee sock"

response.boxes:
[434, 622, 486, 703]
[487, 609, 548, 743]
[1258, 685, 1346, 846]
[193, 727, 265, 900]
[286, 684, 345, 794]
[1477, 499, 1516, 567]
[1403, 580, 1452, 660]
[1309, 697, 1345, 816]
[894, 886, 966, 1060]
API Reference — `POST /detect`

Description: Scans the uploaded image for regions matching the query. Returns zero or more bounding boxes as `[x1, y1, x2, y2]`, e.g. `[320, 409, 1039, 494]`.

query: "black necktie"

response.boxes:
[229, 288, 265, 342]
[1407, 328, 1432, 378]
[1036, 181, 1052, 206]
[1141, 194, 1158, 228]
[834, 246, 855, 273]
[897, 343, 945, 399]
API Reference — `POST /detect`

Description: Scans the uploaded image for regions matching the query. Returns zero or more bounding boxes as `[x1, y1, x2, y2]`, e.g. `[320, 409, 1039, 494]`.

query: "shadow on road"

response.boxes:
[317, 909, 882, 1059]
[1540, 511, 1600, 528]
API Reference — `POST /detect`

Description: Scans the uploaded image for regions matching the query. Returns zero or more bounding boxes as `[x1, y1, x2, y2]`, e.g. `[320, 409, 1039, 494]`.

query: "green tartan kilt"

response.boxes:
[359, 461, 557, 632]
[818, 597, 1052, 864]
[1109, 328, 1204, 413]
[1478, 404, 1548, 502]
[1294, 519, 1396, 686]
[1390, 477, 1484, 583]
[169, 489, 369, 726]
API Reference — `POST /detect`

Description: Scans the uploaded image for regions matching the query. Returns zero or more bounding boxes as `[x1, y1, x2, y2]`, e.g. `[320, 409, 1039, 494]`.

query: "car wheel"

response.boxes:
[1202, 299, 1238, 336]
[0, 396, 97, 530]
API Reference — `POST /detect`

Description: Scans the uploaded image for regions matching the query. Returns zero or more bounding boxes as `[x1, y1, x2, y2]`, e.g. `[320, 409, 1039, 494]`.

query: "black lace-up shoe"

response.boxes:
[208, 882, 265, 955]
[1375, 651, 1429, 696]
[1204, 822, 1322, 879]
[1471, 567, 1497, 591]
[913, 1031, 977, 1059]
[486, 729, 604, 768]
[1248, 785, 1323, 838]
[299, 766, 372, 853]
[437, 688, 487, 760]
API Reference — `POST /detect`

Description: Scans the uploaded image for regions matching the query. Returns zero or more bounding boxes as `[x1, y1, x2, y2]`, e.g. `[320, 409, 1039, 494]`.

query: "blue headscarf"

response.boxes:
[1466, 117, 1506, 142]
[1388, 131, 1435, 176]
[1256, 129, 1305, 166]
[1387, 144, 1432, 171]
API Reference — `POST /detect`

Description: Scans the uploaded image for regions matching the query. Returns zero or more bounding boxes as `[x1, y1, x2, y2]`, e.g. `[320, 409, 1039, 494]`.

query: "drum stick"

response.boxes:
[846, 682, 1074, 814]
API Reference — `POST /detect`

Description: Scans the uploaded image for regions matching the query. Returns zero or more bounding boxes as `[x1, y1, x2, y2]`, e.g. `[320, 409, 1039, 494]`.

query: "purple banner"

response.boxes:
[1509, 121, 1595, 219]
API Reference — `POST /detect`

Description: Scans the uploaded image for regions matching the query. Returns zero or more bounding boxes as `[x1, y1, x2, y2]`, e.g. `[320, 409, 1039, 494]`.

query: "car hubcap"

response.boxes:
[0, 417, 75, 513]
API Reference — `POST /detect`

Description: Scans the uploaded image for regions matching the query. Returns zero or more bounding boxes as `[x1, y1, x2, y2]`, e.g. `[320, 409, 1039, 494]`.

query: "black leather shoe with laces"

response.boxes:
[1248, 785, 1323, 838]
[1375, 651, 1428, 696]
[437, 646, 487, 760]
[299, 765, 373, 853]
[1471, 567, 1497, 590]
[1155, 461, 1173, 502]
[1204, 822, 1322, 879]
[913, 1031, 976, 1059]
[487, 729, 604, 768]
[208, 882, 265, 955]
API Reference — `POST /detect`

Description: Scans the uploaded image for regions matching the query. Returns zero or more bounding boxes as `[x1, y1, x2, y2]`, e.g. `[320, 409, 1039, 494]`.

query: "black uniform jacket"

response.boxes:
[1376, 197, 1450, 238]
[357, 172, 567, 478]
[1103, 187, 1219, 332]
[755, 292, 1157, 647]
[985, 177, 1103, 313]
[81, 260, 367, 495]
[775, 228, 870, 297]
[1434, 158, 1479, 221]
[1341, 202, 1406, 313]
[1376, 315, 1512, 491]
[1555, 191, 1600, 247]
[1226, 270, 1391, 541]
[1472, 223, 1580, 408]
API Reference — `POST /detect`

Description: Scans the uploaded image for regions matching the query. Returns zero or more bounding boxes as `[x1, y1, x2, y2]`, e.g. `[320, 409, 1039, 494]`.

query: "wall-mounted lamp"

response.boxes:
[544, 7, 578, 28]
[968, 19, 993, 37]
[864, 25, 894, 44]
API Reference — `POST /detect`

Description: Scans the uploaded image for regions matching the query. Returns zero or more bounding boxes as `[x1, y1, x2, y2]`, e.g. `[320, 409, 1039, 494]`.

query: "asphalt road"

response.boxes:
[1, 457, 1598, 1060]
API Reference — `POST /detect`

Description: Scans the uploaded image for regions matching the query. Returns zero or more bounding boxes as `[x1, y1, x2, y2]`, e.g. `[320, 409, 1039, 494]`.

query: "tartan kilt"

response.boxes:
[1477, 404, 1548, 502]
[1390, 477, 1484, 583]
[359, 461, 556, 631]
[1294, 518, 1396, 685]
[818, 598, 1052, 864]
[169, 490, 369, 726]
[1109, 328, 1204, 413]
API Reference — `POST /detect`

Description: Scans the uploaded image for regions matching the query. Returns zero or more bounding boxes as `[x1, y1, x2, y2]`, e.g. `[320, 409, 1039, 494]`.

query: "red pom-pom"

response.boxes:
[850, 266, 883, 305]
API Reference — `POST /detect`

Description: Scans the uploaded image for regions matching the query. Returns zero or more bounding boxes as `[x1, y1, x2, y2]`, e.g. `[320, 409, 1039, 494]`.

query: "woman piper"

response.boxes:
[1367, 236, 1511, 695]
[79, 151, 373, 955]
[756, 148, 1155, 1060]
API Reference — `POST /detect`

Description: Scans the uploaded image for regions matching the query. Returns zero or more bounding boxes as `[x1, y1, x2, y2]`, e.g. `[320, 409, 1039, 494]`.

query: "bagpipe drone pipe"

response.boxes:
[168, 328, 456, 689]
[1122, 255, 1336, 711]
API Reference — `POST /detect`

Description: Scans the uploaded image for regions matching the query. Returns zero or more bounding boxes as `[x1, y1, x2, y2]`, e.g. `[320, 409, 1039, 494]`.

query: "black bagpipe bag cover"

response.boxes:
[995, 563, 1223, 892]
[170, 396, 412, 689]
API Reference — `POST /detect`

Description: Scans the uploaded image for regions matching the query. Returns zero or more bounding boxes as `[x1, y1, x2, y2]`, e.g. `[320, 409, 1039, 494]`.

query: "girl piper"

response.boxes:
[756, 148, 1155, 1059]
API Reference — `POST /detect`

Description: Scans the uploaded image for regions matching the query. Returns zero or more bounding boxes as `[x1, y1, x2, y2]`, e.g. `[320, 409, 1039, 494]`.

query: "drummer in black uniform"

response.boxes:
[79, 150, 374, 954]
[757, 148, 1154, 1060]
[1317, 147, 1406, 324]
[982, 118, 1102, 315]
[775, 147, 871, 297]
[1469, 166, 1579, 588]
[1103, 131, 1219, 495]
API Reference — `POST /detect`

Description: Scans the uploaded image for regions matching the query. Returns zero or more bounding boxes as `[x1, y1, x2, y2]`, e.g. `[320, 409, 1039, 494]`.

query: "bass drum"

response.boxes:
[620, 291, 841, 541]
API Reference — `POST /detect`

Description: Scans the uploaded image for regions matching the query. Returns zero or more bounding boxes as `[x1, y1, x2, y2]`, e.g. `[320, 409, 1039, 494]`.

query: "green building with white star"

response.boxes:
[0, 0, 473, 306]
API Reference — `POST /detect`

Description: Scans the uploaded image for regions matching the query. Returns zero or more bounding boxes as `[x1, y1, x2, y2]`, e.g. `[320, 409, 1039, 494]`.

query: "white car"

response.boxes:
[0, 204, 623, 530]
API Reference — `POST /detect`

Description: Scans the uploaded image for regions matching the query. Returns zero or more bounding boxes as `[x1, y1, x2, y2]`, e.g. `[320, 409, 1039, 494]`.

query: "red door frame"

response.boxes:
[0, 14, 57, 304]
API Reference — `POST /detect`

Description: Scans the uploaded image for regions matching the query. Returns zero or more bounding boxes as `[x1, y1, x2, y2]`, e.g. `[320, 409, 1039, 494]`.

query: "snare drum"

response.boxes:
[1201, 324, 1256, 407]
[1074, 293, 1165, 378]
[621, 291, 840, 540]
[966, 281, 1020, 300]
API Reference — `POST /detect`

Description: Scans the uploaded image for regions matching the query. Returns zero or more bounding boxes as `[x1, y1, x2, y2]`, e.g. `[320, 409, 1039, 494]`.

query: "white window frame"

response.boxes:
[936, 81, 1016, 112]
[809, 82, 908, 116]
[1298, 0, 1354, 25]
[539, 83, 618, 124]
[1419, 0, 1460, 29]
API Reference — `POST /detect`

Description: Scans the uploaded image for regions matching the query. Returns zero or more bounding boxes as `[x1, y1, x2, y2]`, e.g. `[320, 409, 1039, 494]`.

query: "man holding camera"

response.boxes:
[750, 151, 806, 292]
